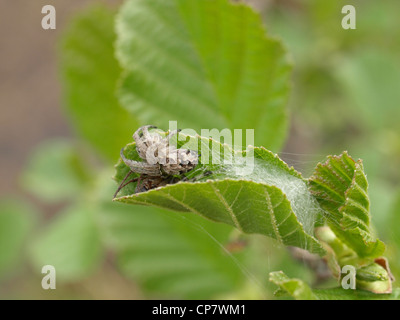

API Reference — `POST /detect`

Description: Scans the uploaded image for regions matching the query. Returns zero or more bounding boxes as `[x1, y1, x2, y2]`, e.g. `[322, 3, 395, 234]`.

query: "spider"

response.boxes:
[113, 125, 199, 198]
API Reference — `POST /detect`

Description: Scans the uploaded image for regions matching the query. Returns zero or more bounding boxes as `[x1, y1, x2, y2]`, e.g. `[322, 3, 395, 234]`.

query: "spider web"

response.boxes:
[178, 136, 323, 238]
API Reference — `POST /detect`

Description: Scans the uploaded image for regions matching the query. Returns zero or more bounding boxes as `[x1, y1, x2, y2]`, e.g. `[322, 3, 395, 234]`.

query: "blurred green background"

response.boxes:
[0, 0, 399, 299]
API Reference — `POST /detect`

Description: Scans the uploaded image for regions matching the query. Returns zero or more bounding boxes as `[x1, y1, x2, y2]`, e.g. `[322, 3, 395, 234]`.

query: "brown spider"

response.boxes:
[113, 125, 199, 198]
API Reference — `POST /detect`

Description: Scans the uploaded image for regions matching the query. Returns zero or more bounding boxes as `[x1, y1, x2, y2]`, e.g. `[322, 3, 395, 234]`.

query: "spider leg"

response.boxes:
[133, 125, 158, 160]
[120, 169, 134, 186]
[135, 175, 144, 193]
[155, 129, 182, 165]
[133, 125, 158, 147]
[141, 125, 158, 139]
[203, 170, 213, 177]
[113, 175, 139, 199]
[180, 170, 212, 183]
[120, 148, 161, 176]
[133, 125, 157, 142]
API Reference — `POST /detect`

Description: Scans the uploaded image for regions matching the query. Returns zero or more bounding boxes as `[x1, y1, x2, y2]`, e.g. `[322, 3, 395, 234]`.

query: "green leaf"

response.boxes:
[0, 200, 36, 278]
[113, 133, 324, 255]
[313, 287, 400, 300]
[356, 262, 392, 294]
[29, 205, 103, 281]
[116, 0, 291, 150]
[60, 5, 138, 161]
[386, 190, 400, 280]
[309, 152, 385, 258]
[269, 271, 317, 300]
[270, 271, 400, 300]
[20, 139, 91, 203]
[316, 227, 393, 294]
[95, 173, 247, 299]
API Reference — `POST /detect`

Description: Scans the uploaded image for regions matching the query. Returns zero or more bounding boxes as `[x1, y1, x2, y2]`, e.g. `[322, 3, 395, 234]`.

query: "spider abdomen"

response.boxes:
[117, 126, 199, 195]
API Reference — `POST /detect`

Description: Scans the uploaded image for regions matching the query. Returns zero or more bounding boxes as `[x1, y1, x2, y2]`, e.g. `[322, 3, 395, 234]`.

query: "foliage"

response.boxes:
[270, 271, 400, 300]
[0, 200, 36, 279]
[114, 135, 324, 255]
[20, 139, 93, 203]
[29, 204, 103, 281]
[95, 172, 247, 299]
[60, 6, 138, 162]
[116, 0, 291, 151]
[309, 152, 384, 258]
[2, 0, 400, 300]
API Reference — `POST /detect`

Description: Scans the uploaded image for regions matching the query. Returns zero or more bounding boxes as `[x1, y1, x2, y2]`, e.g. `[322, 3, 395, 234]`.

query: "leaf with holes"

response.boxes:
[116, 0, 291, 151]
[308, 152, 385, 258]
[113, 133, 324, 255]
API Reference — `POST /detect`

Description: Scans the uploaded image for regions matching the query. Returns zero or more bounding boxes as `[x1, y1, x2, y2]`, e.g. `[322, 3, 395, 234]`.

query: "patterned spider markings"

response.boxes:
[113, 125, 200, 198]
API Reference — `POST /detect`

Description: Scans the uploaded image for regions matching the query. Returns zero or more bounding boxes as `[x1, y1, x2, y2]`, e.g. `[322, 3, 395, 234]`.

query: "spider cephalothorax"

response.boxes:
[113, 125, 199, 198]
